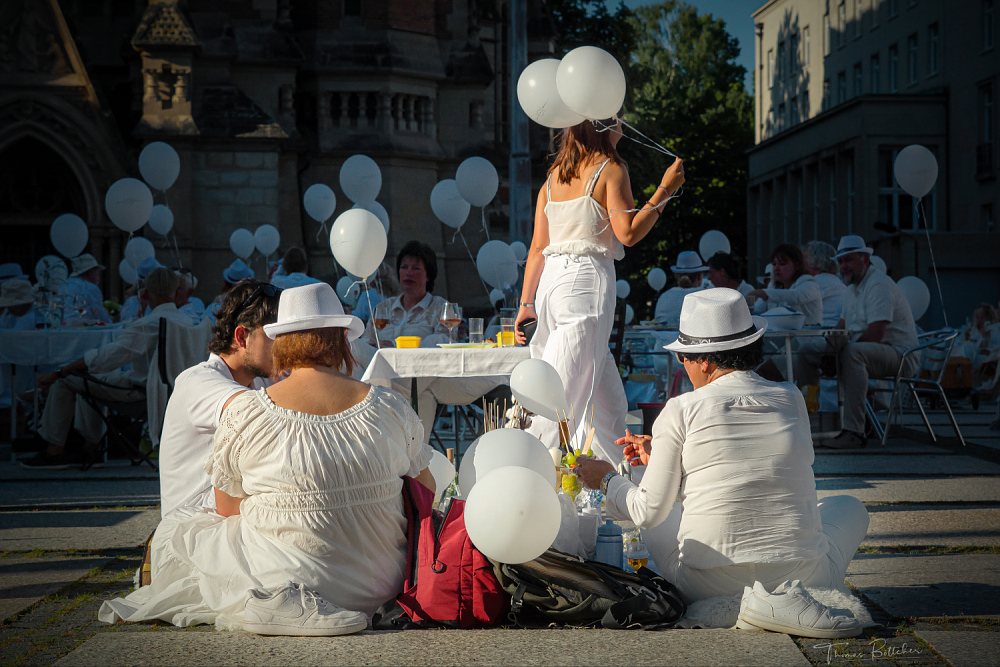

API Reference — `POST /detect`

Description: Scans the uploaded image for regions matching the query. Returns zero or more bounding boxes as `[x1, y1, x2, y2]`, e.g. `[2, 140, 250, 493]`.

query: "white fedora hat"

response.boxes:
[670, 250, 709, 274]
[0, 279, 34, 308]
[263, 282, 365, 340]
[664, 288, 767, 354]
[223, 259, 255, 284]
[833, 234, 874, 259]
[0, 263, 28, 282]
[69, 253, 104, 277]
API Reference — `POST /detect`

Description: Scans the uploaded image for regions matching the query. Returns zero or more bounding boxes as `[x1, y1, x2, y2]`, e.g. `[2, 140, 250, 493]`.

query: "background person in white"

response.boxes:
[822, 236, 919, 450]
[158, 280, 280, 518]
[802, 241, 847, 327]
[576, 289, 869, 605]
[25, 269, 190, 468]
[653, 251, 707, 327]
[58, 253, 112, 324]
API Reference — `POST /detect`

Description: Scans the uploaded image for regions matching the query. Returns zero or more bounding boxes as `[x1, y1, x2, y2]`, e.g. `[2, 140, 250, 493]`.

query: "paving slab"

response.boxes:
[0, 556, 113, 622]
[55, 628, 810, 667]
[0, 480, 159, 509]
[0, 510, 159, 551]
[847, 554, 1000, 618]
[816, 477, 1000, 502]
[813, 455, 1000, 475]
[914, 630, 1000, 667]
[863, 506, 1000, 546]
[0, 460, 158, 482]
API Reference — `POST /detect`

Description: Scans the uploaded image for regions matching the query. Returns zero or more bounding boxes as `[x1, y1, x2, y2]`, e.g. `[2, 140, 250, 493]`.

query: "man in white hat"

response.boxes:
[158, 279, 280, 517]
[576, 288, 869, 636]
[58, 254, 111, 324]
[820, 235, 918, 449]
[204, 259, 256, 323]
[24, 268, 191, 469]
[0, 279, 36, 330]
[653, 250, 708, 327]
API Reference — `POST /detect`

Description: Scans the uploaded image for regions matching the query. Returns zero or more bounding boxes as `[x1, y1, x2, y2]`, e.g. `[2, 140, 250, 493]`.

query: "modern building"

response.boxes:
[0, 0, 555, 305]
[749, 0, 999, 327]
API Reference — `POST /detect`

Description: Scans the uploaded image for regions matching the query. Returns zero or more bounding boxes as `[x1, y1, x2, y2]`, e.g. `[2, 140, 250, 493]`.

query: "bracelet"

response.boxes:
[520, 302, 534, 308]
[600, 471, 618, 495]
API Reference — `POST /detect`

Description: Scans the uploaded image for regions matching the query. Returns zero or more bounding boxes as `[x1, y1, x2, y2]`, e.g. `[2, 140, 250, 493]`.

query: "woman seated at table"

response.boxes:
[99, 283, 435, 634]
[576, 289, 869, 611]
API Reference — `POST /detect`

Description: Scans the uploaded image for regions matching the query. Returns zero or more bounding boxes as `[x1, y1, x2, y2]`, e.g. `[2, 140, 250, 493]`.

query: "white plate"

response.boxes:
[436, 343, 495, 349]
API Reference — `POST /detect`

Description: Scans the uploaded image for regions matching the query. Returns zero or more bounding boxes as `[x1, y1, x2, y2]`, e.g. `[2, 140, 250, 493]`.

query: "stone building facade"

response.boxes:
[0, 0, 557, 305]
[748, 0, 999, 328]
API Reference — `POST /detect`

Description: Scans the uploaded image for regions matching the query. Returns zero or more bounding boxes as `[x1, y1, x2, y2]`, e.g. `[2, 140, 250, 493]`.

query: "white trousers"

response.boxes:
[641, 495, 870, 604]
[526, 254, 627, 463]
[38, 370, 142, 447]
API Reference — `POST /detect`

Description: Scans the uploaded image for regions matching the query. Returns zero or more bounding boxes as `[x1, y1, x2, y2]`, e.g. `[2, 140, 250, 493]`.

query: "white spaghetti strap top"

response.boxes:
[543, 159, 624, 261]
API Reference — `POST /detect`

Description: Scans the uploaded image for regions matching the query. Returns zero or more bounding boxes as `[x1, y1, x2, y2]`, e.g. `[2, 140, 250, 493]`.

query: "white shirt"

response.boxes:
[605, 371, 826, 569]
[158, 353, 269, 518]
[763, 274, 823, 326]
[654, 286, 704, 327]
[363, 292, 452, 347]
[0, 308, 35, 330]
[58, 277, 111, 324]
[812, 273, 847, 327]
[840, 267, 918, 356]
[83, 303, 191, 386]
[270, 272, 322, 289]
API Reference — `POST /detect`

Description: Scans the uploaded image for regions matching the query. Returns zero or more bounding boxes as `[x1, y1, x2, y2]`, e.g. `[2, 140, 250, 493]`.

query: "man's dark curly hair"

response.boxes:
[706, 252, 741, 282]
[395, 240, 438, 293]
[675, 339, 764, 371]
[207, 279, 281, 355]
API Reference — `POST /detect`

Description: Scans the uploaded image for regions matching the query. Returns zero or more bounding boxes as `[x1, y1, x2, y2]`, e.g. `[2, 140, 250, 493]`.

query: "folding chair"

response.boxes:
[867, 328, 965, 446]
[72, 371, 152, 470]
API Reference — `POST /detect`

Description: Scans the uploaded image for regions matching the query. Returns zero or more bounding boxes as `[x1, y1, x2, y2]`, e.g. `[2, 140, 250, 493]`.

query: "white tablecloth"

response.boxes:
[0, 326, 122, 366]
[361, 347, 531, 384]
[762, 327, 839, 383]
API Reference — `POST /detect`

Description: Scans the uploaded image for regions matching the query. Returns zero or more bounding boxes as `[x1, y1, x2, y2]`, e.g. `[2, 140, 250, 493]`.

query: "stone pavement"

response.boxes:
[0, 402, 998, 666]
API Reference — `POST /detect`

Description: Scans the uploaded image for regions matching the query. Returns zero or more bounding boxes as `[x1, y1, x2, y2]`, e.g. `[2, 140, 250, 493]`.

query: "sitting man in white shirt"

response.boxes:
[59, 254, 112, 324]
[158, 279, 280, 517]
[25, 268, 191, 469]
[802, 241, 847, 327]
[577, 289, 869, 628]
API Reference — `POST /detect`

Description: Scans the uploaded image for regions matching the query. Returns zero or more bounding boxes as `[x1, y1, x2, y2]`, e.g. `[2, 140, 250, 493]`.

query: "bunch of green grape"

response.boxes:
[559, 448, 593, 499]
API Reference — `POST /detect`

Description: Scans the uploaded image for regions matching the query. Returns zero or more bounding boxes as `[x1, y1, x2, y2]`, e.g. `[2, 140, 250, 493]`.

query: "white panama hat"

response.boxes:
[670, 250, 709, 274]
[263, 282, 365, 340]
[833, 235, 874, 259]
[0, 279, 34, 308]
[223, 259, 255, 284]
[664, 288, 768, 354]
[69, 253, 105, 277]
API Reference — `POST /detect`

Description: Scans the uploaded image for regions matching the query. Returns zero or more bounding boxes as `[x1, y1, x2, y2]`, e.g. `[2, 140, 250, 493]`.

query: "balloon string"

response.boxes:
[171, 232, 183, 269]
[593, 118, 679, 159]
[481, 208, 490, 241]
[315, 221, 329, 242]
[457, 228, 493, 300]
[918, 199, 948, 328]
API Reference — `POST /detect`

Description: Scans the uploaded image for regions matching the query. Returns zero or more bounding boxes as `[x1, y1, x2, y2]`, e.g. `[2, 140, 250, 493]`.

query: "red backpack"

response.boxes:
[373, 476, 510, 629]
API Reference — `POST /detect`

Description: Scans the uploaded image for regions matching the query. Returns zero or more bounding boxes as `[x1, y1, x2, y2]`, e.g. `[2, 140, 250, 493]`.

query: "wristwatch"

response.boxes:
[600, 471, 618, 495]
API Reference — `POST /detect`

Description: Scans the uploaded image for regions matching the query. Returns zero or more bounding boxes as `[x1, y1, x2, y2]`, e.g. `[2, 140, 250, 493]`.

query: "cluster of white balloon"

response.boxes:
[228, 225, 281, 262]
[517, 46, 625, 128]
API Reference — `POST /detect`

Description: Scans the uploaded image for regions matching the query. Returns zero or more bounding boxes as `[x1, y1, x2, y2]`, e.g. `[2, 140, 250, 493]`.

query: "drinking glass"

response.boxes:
[624, 531, 650, 572]
[500, 317, 516, 347]
[469, 317, 484, 344]
[441, 302, 462, 343]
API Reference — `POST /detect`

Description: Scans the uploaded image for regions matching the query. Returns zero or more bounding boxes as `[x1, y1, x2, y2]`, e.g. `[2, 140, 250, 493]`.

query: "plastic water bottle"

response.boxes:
[595, 519, 623, 569]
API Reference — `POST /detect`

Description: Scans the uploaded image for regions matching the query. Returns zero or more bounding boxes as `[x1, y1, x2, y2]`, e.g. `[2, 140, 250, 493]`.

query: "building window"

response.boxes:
[790, 33, 800, 72]
[767, 49, 775, 88]
[796, 172, 804, 243]
[855, 0, 863, 37]
[854, 63, 863, 96]
[802, 90, 810, 118]
[824, 14, 831, 55]
[985, 0, 995, 50]
[847, 155, 856, 233]
[981, 84, 996, 177]
[889, 44, 899, 91]
[878, 147, 936, 231]
[838, 71, 847, 104]
[872, 0, 879, 27]
[778, 41, 786, 80]
[779, 103, 787, 129]
[871, 54, 881, 92]
[839, 3, 847, 47]
[984, 203, 995, 231]
[791, 96, 800, 125]
[890, 0, 898, 17]
[828, 161, 837, 238]
[928, 23, 939, 74]
[908, 34, 918, 84]
[811, 164, 821, 238]
[823, 78, 831, 109]
[803, 27, 811, 66]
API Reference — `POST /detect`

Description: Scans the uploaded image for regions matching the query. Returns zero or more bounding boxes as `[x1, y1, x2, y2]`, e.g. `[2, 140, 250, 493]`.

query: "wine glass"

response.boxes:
[440, 302, 462, 343]
[372, 301, 390, 345]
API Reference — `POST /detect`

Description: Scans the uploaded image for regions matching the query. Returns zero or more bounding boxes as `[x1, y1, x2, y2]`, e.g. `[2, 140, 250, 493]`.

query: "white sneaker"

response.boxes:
[244, 582, 368, 636]
[736, 580, 862, 639]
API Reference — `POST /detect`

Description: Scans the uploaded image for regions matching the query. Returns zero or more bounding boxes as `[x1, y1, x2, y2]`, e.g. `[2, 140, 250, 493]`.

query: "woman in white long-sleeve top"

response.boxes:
[746, 244, 823, 326]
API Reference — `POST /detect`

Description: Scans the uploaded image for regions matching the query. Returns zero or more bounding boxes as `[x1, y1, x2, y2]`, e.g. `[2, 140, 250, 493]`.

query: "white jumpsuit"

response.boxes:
[526, 160, 628, 464]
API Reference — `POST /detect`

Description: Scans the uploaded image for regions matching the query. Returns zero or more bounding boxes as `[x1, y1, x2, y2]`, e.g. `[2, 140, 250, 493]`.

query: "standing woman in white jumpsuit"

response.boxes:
[514, 114, 686, 462]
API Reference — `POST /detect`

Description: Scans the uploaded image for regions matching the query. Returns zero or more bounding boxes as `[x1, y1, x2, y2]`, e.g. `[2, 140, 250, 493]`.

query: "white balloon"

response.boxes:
[460, 429, 555, 497]
[456, 157, 499, 208]
[428, 450, 456, 502]
[893, 145, 938, 199]
[897, 276, 930, 320]
[465, 466, 561, 564]
[339, 154, 382, 205]
[138, 142, 181, 191]
[625, 304, 634, 324]
[303, 183, 336, 222]
[124, 236, 155, 269]
[698, 230, 731, 260]
[510, 241, 527, 262]
[476, 240, 518, 289]
[556, 46, 626, 121]
[516, 58, 587, 129]
[489, 288, 506, 306]
[147, 205, 174, 235]
[330, 208, 387, 279]
[336, 275, 360, 306]
[870, 255, 887, 274]
[430, 179, 471, 229]
[509, 358, 570, 422]
[254, 224, 280, 256]
[229, 228, 255, 259]
[50, 214, 88, 258]
[616, 279, 630, 299]
[647, 267, 667, 291]
[35, 255, 68, 291]
[351, 201, 390, 233]
[105, 178, 153, 232]
[119, 258, 138, 285]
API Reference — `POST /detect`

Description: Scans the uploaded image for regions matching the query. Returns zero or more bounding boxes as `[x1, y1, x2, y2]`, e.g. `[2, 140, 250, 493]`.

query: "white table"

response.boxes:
[361, 346, 531, 387]
[762, 327, 839, 384]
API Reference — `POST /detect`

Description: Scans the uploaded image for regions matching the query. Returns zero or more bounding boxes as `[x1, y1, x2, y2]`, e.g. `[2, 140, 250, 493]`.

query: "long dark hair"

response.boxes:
[547, 111, 624, 185]
[770, 244, 806, 289]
